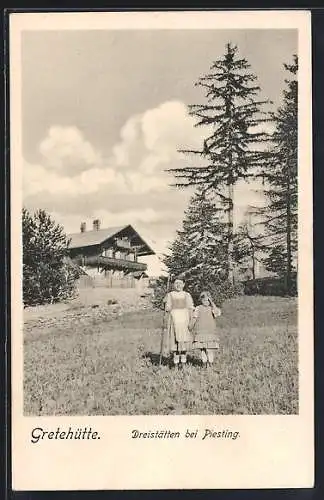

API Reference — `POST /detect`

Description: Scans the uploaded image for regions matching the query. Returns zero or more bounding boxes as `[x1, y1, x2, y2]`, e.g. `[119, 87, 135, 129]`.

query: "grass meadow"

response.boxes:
[24, 295, 298, 415]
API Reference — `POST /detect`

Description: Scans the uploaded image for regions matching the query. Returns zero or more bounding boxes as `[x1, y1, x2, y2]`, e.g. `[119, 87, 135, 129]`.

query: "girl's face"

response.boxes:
[174, 280, 184, 291]
[201, 295, 210, 306]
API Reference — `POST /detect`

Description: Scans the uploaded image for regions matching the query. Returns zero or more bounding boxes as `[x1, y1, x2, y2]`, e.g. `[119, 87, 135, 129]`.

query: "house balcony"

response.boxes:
[115, 238, 131, 250]
[77, 255, 147, 272]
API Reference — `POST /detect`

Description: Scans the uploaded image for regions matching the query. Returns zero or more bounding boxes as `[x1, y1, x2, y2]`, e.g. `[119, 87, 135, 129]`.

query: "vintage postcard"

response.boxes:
[10, 10, 313, 490]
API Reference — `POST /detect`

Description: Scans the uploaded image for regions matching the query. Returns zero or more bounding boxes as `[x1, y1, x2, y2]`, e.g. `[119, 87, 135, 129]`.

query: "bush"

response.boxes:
[187, 276, 243, 307]
[243, 273, 297, 297]
[23, 208, 80, 306]
[151, 276, 169, 310]
[200, 279, 243, 307]
[23, 261, 79, 306]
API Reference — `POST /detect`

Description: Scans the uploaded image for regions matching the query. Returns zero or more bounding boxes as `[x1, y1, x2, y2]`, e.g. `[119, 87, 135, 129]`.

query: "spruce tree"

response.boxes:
[259, 56, 298, 294]
[168, 43, 273, 284]
[163, 191, 233, 304]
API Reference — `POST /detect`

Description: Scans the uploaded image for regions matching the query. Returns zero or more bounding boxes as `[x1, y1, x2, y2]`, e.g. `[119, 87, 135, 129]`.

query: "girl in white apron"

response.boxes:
[164, 279, 194, 369]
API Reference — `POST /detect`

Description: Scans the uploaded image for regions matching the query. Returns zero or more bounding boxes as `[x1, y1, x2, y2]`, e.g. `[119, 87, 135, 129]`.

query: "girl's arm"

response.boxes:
[207, 292, 221, 317]
[186, 292, 194, 322]
[212, 305, 221, 318]
[190, 306, 199, 330]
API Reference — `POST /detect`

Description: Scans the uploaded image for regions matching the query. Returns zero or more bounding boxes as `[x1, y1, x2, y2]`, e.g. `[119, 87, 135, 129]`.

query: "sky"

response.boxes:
[22, 29, 297, 275]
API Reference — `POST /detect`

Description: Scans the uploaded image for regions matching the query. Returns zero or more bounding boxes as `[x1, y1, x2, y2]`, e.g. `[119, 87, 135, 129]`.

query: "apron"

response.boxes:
[164, 291, 193, 352]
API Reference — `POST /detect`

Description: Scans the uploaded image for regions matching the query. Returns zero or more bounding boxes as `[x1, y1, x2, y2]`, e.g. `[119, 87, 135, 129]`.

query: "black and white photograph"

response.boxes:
[10, 10, 313, 491]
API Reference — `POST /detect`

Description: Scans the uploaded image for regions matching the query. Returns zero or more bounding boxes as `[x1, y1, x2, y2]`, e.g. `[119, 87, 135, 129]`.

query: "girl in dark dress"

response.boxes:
[191, 291, 221, 367]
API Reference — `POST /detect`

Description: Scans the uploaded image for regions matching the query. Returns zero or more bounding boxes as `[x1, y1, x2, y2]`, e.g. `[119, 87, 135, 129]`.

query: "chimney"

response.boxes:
[93, 219, 101, 231]
[80, 222, 86, 233]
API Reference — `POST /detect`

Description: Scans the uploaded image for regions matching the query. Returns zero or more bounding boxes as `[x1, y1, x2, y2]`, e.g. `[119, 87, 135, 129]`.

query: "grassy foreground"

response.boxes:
[24, 296, 298, 415]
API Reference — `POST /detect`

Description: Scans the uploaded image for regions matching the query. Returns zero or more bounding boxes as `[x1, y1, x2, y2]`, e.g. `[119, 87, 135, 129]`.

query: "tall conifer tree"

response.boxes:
[259, 56, 298, 294]
[168, 43, 273, 283]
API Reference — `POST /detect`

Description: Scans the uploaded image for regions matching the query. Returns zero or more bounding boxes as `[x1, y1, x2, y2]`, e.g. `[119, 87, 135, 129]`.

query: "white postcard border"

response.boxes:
[10, 10, 313, 490]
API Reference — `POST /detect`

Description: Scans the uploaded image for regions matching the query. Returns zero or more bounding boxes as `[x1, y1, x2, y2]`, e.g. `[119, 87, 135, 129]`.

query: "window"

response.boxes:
[105, 248, 113, 258]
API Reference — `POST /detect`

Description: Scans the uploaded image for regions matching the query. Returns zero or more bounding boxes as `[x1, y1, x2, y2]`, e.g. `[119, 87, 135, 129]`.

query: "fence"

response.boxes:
[76, 274, 139, 289]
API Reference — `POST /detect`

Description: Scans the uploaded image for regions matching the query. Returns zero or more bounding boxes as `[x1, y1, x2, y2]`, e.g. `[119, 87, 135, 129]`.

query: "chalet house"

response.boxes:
[67, 220, 155, 289]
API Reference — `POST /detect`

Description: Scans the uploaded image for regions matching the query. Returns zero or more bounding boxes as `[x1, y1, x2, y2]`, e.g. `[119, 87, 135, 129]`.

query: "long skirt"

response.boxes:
[165, 309, 192, 352]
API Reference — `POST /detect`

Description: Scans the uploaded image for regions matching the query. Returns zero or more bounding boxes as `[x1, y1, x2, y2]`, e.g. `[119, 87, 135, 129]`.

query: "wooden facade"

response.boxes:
[68, 222, 154, 289]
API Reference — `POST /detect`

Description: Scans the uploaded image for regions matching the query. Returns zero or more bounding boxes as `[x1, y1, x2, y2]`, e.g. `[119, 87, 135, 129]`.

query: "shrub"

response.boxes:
[151, 272, 243, 309]
[151, 276, 169, 310]
[186, 275, 243, 307]
[243, 273, 297, 297]
[23, 208, 80, 306]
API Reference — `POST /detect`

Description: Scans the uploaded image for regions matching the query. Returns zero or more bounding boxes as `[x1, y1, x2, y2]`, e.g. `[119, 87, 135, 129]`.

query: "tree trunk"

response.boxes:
[251, 245, 256, 280]
[286, 161, 292, 295]
[228, 182, 234, 285]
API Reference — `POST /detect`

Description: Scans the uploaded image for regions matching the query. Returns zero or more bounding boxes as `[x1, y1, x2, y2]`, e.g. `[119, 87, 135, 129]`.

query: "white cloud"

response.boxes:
[111, 100, 204, 175]
[78, 167, 126, 194]
[141, 100, 202, 159]
[24, 161, 127, 196]
[23, 162, 74, 197]
[112, 115, 143, 167]
[39, 126, 102, 171]
[25, 101, 202, 200]
[126, 171, 169, 194]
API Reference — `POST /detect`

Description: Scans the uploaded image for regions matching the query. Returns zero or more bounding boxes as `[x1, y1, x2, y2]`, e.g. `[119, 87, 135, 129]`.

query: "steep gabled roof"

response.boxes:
[67, 224, 155, 256]
[68, 225, 126, 249]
